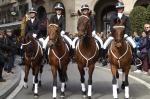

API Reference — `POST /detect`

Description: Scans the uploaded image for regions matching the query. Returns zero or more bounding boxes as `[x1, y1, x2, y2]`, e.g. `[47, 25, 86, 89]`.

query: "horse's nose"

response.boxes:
[48, 40, 54, 47]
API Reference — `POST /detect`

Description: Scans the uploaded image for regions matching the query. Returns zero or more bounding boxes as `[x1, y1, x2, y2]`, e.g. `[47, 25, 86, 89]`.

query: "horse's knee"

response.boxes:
[88, 79, 92, 85]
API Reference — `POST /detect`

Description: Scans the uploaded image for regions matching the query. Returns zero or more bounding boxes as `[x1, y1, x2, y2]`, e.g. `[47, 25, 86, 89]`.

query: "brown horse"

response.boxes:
[22, 33, 44, 97]
[47, 23, 70, 99]
[108, 19, 132, 99]
[75, 15, 99, 99]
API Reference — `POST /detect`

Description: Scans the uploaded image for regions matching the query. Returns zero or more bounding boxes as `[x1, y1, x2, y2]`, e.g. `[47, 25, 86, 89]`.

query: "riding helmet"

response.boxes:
[29, 7, 37, 13]
[115, 2, 124, 9]
[54, 2, 64, 10]
[81, 4, 89, 11]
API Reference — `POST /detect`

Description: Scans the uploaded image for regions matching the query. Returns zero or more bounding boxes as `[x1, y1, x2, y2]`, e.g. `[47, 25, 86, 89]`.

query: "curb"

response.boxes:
[96, 66, 150, 90]
[0, 66, 21, 99]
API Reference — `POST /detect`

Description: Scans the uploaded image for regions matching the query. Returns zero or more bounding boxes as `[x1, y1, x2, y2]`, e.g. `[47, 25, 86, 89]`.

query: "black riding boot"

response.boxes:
[101, 49, 108, 66]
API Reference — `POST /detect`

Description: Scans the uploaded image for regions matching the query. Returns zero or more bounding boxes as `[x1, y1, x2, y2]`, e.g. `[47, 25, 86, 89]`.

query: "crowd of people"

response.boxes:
[133, 24, 150, 75]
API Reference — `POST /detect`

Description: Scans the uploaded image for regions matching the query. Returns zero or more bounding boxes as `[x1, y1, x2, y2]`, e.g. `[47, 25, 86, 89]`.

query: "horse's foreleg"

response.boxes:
[121, 69, 125, 90]
[78, 65, 86, 97]
[116, 70, 119, 93]
[51, 66, 58, 99]
[111, 66, 118, 99]
[33, 67, 40, 97]
[124, 68, 130, 99]
[60, 65, 68, 98]
[87, 65, 95, 99]
[24, 65, 30, 88]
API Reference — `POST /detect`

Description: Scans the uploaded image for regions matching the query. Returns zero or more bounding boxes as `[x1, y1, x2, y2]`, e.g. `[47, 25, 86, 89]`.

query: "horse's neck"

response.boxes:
[112, 41, 127, 54]
[80, 35, 95, 49]
[55, 37, 65, 49]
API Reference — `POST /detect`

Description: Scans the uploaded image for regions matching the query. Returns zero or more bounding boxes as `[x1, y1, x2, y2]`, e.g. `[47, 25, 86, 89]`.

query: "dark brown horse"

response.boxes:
[108, 19, 132, 99]
[22, 33, 44, 97]
[47, 23, 70, 99]
[75, 15, 99, 99]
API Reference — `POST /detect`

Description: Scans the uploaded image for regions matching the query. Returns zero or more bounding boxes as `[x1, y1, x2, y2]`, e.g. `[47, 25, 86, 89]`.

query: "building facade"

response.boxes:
[0, 0, 149, 33]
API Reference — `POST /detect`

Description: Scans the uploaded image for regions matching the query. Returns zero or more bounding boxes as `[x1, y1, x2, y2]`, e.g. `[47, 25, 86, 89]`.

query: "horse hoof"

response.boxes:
[34, 94, 39, 98]
[38, 81, 42, 87]
[82, 91, 87, 98]
[60, 92, 65, 98]
[53, 98, 56, 99]
[23, 84, 28, 89]
[87, 96, 92, 99]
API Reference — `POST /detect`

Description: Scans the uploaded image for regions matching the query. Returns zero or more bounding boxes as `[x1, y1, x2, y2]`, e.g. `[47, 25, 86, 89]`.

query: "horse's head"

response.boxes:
[77, 15, 92, 38]
[47, 24, 60, 47]
[112, 18, 125, 47]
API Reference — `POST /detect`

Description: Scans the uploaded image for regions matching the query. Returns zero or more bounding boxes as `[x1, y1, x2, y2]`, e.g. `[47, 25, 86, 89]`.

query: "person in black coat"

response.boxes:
[0, 30, 6, 82]
[102, 1, 137, 65]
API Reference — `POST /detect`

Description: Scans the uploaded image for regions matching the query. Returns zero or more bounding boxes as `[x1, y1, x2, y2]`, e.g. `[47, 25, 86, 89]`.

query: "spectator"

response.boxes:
[140, 32, 149, 75]
[133, 32, 142, 73]
[0, 30, 6, 82]
[3, 29, 15, 73]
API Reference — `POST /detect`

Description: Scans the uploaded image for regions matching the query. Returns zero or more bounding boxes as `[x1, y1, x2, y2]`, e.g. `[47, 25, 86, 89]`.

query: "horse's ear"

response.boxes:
[114, 18, 121, 25]
[78, 10, 82, 16]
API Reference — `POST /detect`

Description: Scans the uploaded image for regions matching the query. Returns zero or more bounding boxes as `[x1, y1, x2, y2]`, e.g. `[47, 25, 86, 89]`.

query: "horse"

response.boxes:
[75, 15, 99, 99]
[47, 23, 70, 99]
[21, 33, 44, 97]
[108, 19, 132, 99]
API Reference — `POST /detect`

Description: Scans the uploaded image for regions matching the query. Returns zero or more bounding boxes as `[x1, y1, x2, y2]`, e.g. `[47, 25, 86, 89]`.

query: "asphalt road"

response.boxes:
[14, 62, 150, 99]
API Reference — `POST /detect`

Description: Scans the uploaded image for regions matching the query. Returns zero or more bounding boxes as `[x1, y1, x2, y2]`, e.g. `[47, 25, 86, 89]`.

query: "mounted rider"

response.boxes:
[103, 1, 138, 65]
[43, 2, 72, 49]
[72, 4, 103, 52]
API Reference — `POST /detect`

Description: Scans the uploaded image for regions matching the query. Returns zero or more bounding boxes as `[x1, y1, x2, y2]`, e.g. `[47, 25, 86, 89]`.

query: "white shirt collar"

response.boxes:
[118, 13, 123, 19]
[57, 15, 61, 20]
[31, 18, 35, 23]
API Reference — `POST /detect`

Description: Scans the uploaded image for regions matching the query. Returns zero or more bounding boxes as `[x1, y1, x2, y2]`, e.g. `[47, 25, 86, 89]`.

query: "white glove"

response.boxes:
[20, 45, 23, 49]
[92, 31, 96, 37]
[39, 38, 44, 42]
[32, 33, 37, 38]
[61, 31, 65, 36]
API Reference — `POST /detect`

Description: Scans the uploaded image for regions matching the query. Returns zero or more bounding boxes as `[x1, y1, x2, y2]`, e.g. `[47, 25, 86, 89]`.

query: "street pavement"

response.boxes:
[14, 62, 150, 99]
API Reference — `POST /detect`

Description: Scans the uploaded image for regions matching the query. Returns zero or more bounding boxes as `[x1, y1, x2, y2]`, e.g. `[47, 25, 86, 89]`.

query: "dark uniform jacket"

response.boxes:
[26, 18, 40, 38]
[110, 13, 131, 36]
[50, 14, 66, 31]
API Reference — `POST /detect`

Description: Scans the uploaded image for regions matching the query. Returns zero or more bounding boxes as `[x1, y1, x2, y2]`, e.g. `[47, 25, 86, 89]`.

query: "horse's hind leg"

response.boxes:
[124, 68, 130, 99]
[111, 66, 118, 99]
[38, 65, 43, 87]
[24, 65, 30, 88]
[87, 65, 95, 99]
[51, 65, 58, 99]
[78, 65, 86, 97]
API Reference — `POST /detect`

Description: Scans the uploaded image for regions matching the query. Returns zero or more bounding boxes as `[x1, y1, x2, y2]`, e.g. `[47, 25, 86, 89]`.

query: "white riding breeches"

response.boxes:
[124, 34, 136, 48]
[103, 36, 114, 49]
[62, 34, 73, 47]
[72, 37, 79, 49]
[39, 38, 45, 48]
[43, 36, 49, 49]
[93, 34, 103, 48]
[103, 34, 136, 49]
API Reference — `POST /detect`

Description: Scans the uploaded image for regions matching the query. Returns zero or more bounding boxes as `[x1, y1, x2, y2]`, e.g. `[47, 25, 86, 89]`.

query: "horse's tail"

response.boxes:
[58, 67, 68, 82]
